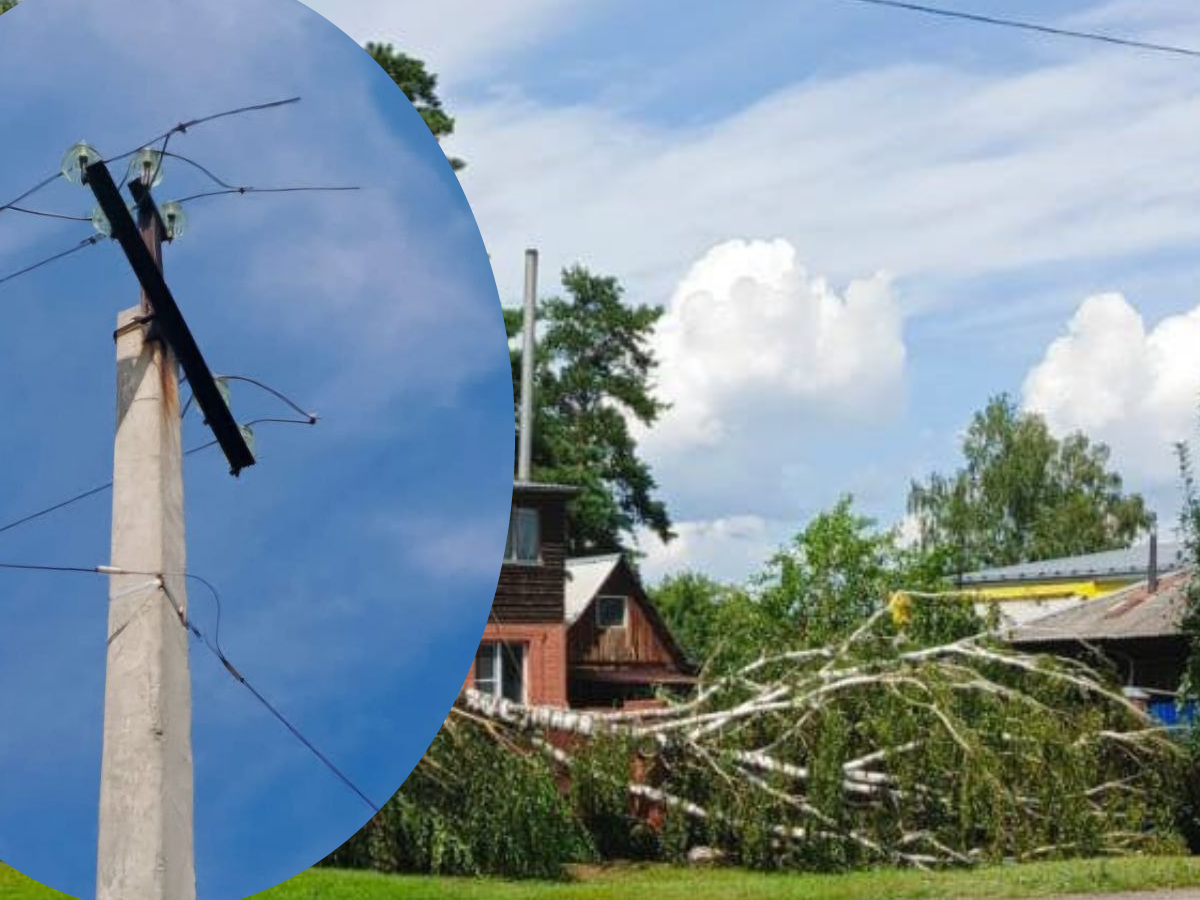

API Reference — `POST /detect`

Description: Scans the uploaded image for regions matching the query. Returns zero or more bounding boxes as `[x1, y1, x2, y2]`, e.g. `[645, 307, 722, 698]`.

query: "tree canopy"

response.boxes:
[652, 497, 966, 672]
[509, 266, 672, 554]
[908, 394, 1150, 576]
[366, 43, 464, 171]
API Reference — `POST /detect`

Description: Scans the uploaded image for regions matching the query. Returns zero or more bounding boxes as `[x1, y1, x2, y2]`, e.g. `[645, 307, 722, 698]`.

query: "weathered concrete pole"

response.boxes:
[95, 198, 195, 900]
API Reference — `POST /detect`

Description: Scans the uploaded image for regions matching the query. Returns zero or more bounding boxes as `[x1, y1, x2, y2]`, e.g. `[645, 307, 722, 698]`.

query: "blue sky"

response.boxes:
[305, 0, 1200, 582]
[0, 0, 511, 898]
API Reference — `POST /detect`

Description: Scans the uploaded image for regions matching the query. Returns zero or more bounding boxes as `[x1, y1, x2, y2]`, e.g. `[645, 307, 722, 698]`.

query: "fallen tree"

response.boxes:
[328, 606, 1187, 877]
[454, 609, 1185, 871]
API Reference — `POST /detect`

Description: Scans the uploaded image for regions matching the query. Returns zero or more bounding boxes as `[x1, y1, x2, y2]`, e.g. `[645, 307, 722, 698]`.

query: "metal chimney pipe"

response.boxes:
[517, 249, 538, 482]
[1148, 528, 1159, 593]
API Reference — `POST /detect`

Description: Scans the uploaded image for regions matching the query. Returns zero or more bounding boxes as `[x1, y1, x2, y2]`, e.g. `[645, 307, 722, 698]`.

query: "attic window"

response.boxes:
[505, 507, 540, 563]
[596, 595, 627, 629]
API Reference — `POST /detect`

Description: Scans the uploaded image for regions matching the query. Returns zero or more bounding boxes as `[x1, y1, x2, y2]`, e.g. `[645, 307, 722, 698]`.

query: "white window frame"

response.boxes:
[596, 594, 627, 629]
[474, 642, 526, 702]
[504, 507, 541, 564]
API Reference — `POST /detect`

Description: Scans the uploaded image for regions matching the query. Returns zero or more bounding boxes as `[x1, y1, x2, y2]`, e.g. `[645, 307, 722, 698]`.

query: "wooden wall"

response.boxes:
[567, 565, 677, 667]
[491, 487, 570, 624]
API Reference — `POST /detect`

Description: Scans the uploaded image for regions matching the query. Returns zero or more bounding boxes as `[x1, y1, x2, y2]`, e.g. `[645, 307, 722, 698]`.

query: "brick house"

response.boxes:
[463, 480, 694, 709]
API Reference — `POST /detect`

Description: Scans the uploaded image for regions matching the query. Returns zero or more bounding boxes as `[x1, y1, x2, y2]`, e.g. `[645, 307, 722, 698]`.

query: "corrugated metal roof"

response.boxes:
[961, 542, 1184, 586]
[564, 554, 622, 624]
[1007, 569, 1193, 644]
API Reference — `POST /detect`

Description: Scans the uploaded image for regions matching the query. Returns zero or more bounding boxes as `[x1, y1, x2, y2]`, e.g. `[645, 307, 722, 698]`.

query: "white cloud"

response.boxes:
[450, 43, 1200, 328]
[637, 515, 781, 585]
[1022, 293, 1200, 482]
[297, 0, 594, 86]
[645, 238, 905, 455]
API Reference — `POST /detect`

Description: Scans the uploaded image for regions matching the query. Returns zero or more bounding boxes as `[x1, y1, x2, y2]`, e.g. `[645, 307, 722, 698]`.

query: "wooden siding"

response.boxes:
[567, 565, 678, 667]
[491, 487, 569, 624]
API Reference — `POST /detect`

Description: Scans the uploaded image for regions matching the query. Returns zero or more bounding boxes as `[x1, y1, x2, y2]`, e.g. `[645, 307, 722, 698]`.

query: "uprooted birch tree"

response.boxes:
[448, 607, 1186, 871]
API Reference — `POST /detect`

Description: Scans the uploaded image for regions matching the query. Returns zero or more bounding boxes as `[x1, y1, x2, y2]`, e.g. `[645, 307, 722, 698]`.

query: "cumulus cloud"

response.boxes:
[637, 515, 779, 585]
[639, 239, 906, 505]
[1022, 293, 1200, 482]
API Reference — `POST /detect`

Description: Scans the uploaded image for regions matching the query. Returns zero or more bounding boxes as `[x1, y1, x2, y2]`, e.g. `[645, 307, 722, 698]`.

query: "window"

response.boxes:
[504, 507, 540, 563]
[596, 595, 627, 629]
[474, 642, 526, 702]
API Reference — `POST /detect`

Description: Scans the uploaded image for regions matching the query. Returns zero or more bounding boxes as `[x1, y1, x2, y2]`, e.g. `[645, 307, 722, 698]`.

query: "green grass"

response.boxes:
[4, 858, 1200, 900]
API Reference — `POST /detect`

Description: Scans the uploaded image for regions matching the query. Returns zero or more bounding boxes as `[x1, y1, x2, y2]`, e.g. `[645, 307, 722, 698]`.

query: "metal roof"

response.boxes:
[564, 554, 622, 624]
[1007, 569, 1192, 645]
[961, 542, 1184, 586]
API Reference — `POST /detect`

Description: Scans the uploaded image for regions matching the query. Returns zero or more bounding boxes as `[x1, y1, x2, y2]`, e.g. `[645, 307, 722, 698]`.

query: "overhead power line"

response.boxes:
[1, 97, 303, 222]
[4, 206, 91, 222]
[0, 172, 64, 216]
[0, 235, 101, 289]
[0, 418, 316, 541]
[830, 0, 1200, 59]
[0, 558, 378, 812]
[174, 186, 361, 205]
[105, 97, 303, 167]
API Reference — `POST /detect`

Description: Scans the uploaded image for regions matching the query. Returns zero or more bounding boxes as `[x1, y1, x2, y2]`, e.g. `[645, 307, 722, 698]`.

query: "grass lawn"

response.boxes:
[3, 857, 1200, 899]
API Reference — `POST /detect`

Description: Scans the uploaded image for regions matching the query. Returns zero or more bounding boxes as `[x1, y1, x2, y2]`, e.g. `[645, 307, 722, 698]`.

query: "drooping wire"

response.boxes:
[162, 577, 381, 813]
[182, 374, 318, 424]
[173, 186, 361, 205]
[232, 670, 381, 813]
[217, 376, 319, 422]
[0, 235, 101, 289]
[104, 97, 302, 168]
[0, 171, 64, 216]
[827, 0, 1200, 59]
[161, 150, 238, 190]
[0, 558, 379, 812]
[3, 206, 91, 222]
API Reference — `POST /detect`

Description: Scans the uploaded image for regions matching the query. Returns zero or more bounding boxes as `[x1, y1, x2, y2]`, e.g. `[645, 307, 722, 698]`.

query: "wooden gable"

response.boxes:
[566, 557, 692, 674]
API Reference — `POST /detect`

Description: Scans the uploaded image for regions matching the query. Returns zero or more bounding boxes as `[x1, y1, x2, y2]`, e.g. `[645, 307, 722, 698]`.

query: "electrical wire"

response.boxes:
[0, 557, 379, 812]
[0, 431, 282, 541]
[163, 577, 381, 813]
[182, 374, 318, 424]
[217, 376, 319, 422]
[173, 186, 361, 205]
[0, 235, 101, 289]
[161, 151, 238, 190]
[0, 171, 64, 215]
[828, 0, 1200, 59]
[3, 206, 91, 222]
[105, 97, 302, 168]
[0, 483, 112, 539]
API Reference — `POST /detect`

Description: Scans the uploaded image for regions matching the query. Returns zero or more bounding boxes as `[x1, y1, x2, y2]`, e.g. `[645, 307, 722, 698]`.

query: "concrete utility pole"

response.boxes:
[94, 169, 195, 900]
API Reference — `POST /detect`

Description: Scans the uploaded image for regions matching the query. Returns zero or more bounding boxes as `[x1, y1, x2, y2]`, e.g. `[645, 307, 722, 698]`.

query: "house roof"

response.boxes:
[1007, 569, 1193, 645]
[564, 554, 623, 624]
[961, 542, 1184, 586]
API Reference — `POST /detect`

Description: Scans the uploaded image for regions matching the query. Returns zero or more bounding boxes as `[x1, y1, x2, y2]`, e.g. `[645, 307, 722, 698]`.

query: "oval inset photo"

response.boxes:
[0, 0, 512, 897]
